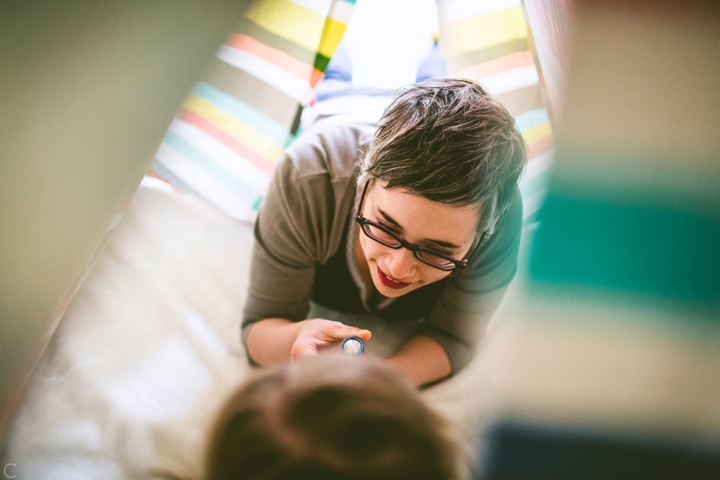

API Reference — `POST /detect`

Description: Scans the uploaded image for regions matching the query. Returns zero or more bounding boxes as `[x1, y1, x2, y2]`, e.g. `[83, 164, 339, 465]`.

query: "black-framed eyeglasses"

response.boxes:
[355, 181, 485, 272]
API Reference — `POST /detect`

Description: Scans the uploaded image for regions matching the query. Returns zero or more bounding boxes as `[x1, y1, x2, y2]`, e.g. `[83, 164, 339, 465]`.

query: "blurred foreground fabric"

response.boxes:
[473, 0, 720, 477]
[0, 0, 251, 441]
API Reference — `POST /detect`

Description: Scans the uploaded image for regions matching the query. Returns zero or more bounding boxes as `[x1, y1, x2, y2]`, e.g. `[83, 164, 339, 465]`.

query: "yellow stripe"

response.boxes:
[183, 96, 285, 160]
[318, 17, 347, 58]
[245, 0, 336, 53]
[446, 5, 528, 56]
[522, 121, 552, 145]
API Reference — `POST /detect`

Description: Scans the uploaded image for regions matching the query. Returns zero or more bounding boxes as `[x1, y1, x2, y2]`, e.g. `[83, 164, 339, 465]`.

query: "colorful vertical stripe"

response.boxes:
[244, 0, 352, 68]
[151, 0, 354, 221]
[439, 0, 555, 224]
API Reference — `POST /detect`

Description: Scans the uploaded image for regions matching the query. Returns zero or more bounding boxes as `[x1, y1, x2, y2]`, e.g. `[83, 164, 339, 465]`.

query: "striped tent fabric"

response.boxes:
[151, 0, 355, 222]
[437, 0, 556, 223]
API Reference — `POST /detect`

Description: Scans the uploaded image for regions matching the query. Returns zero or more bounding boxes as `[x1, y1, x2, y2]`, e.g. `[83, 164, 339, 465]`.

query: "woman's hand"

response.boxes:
[291, 319, 371, 360]
[245, 317, 371, 366]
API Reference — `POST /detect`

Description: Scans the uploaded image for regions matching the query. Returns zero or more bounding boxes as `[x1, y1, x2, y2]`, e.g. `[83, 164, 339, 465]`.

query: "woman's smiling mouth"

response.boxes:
[377, 266, 412, 290]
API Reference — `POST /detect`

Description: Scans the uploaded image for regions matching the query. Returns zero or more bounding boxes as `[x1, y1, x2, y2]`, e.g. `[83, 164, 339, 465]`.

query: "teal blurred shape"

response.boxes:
[529, 156, 720, 309]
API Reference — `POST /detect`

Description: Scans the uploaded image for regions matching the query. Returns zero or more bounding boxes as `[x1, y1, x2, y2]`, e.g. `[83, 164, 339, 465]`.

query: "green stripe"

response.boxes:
[529, 155, 720, 308]
[515, 108, 550, 132]
[192, 82, 290, 145]
[313, 52, 332, 73]
[252, 195, 265, 211]
[203, 59, 299, 128]
[162, 131, 263, 206]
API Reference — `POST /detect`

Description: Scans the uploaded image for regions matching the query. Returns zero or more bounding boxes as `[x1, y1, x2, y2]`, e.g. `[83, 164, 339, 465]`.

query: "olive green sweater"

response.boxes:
[242, 119, 522, 372]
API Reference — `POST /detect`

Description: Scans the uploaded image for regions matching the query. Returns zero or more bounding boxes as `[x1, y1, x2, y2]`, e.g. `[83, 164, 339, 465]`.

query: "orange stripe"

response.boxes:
[528, 134, 555, 160]
[309, 70, 325, 88]
[457, 50, 535, 80]
[179, 109, 276, 175]
[145, 171, 171, 184]
[226, 33, 323, 84]
[116, 189, 135, 213]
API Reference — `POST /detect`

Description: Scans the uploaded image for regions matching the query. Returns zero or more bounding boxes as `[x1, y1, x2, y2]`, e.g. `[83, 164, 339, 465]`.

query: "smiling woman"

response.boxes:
[242, 79, 526, 387]
[354, 182, 482, 297]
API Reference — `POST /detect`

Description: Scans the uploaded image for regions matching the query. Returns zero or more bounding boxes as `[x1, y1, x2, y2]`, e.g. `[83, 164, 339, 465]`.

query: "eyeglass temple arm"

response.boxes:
[357, 180, 370, 216]
[462, 231, 487, 270]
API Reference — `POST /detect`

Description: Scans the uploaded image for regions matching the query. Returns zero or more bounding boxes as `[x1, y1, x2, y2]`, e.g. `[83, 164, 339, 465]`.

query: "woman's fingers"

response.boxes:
[290, 319, 371, 360]
[349, 327, 371, 342]
[290, 338, 321, 359]
[324, 322, 372, 342]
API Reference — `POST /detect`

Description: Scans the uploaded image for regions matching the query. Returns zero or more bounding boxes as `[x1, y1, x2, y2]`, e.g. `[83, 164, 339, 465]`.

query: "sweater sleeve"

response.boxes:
[241, 158, 318, 335]
[418, 188, 523, 372]
[241, 121, 363, 345]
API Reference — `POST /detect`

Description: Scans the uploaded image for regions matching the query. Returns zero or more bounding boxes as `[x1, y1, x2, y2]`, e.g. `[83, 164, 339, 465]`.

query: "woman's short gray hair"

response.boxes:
[358, 78, 527, 234]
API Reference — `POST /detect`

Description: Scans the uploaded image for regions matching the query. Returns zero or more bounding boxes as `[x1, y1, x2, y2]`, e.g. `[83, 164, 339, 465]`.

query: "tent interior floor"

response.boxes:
[5, 178, 501, 478]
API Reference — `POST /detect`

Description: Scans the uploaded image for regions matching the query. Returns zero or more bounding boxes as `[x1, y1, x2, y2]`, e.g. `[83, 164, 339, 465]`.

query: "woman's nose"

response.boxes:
[385, 247, 417, 279]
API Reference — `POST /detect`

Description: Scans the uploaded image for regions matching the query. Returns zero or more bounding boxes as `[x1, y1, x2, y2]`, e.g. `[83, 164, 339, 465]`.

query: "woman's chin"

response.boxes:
[372, 275, 418, 298]
[377, 286, 407, 298]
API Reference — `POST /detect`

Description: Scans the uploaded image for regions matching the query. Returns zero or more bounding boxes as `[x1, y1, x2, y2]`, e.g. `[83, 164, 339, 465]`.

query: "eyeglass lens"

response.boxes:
[361, 223, 456, 270]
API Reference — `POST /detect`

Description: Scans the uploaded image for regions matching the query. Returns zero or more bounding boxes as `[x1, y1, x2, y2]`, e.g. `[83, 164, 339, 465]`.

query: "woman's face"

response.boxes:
[356, 182, 481, 298]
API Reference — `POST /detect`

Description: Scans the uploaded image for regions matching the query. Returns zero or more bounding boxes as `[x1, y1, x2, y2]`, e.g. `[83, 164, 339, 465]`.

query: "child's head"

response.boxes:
[206, 356, 464, 480]
[359, 78, 526, 235]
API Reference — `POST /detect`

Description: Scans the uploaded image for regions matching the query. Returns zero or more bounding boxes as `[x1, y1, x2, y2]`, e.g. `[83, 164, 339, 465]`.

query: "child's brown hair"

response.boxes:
[206, 356, 464, 480]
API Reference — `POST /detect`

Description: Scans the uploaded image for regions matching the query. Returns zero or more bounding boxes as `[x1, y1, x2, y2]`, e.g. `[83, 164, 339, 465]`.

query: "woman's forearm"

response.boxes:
[245, 318, 302, 366]
[385, 335, 452, 387]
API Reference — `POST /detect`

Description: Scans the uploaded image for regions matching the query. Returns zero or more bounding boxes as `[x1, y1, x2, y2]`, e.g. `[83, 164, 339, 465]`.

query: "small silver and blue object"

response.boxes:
[340, 336, 364, 355]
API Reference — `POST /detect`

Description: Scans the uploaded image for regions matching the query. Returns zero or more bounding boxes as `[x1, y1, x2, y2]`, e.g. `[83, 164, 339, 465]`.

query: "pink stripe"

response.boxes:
[226, 33, 323, 84]
[528, 134, 554, 160]
[179, 109, 276, 175]
[457, 51, 535, 80]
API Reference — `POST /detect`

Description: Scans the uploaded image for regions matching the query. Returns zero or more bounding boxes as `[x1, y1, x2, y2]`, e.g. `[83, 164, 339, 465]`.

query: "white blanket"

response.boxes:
[6, 179, 495, 479]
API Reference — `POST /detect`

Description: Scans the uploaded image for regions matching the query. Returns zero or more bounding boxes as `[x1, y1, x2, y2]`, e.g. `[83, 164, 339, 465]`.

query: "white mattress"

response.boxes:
[6, 178, 496, 478]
